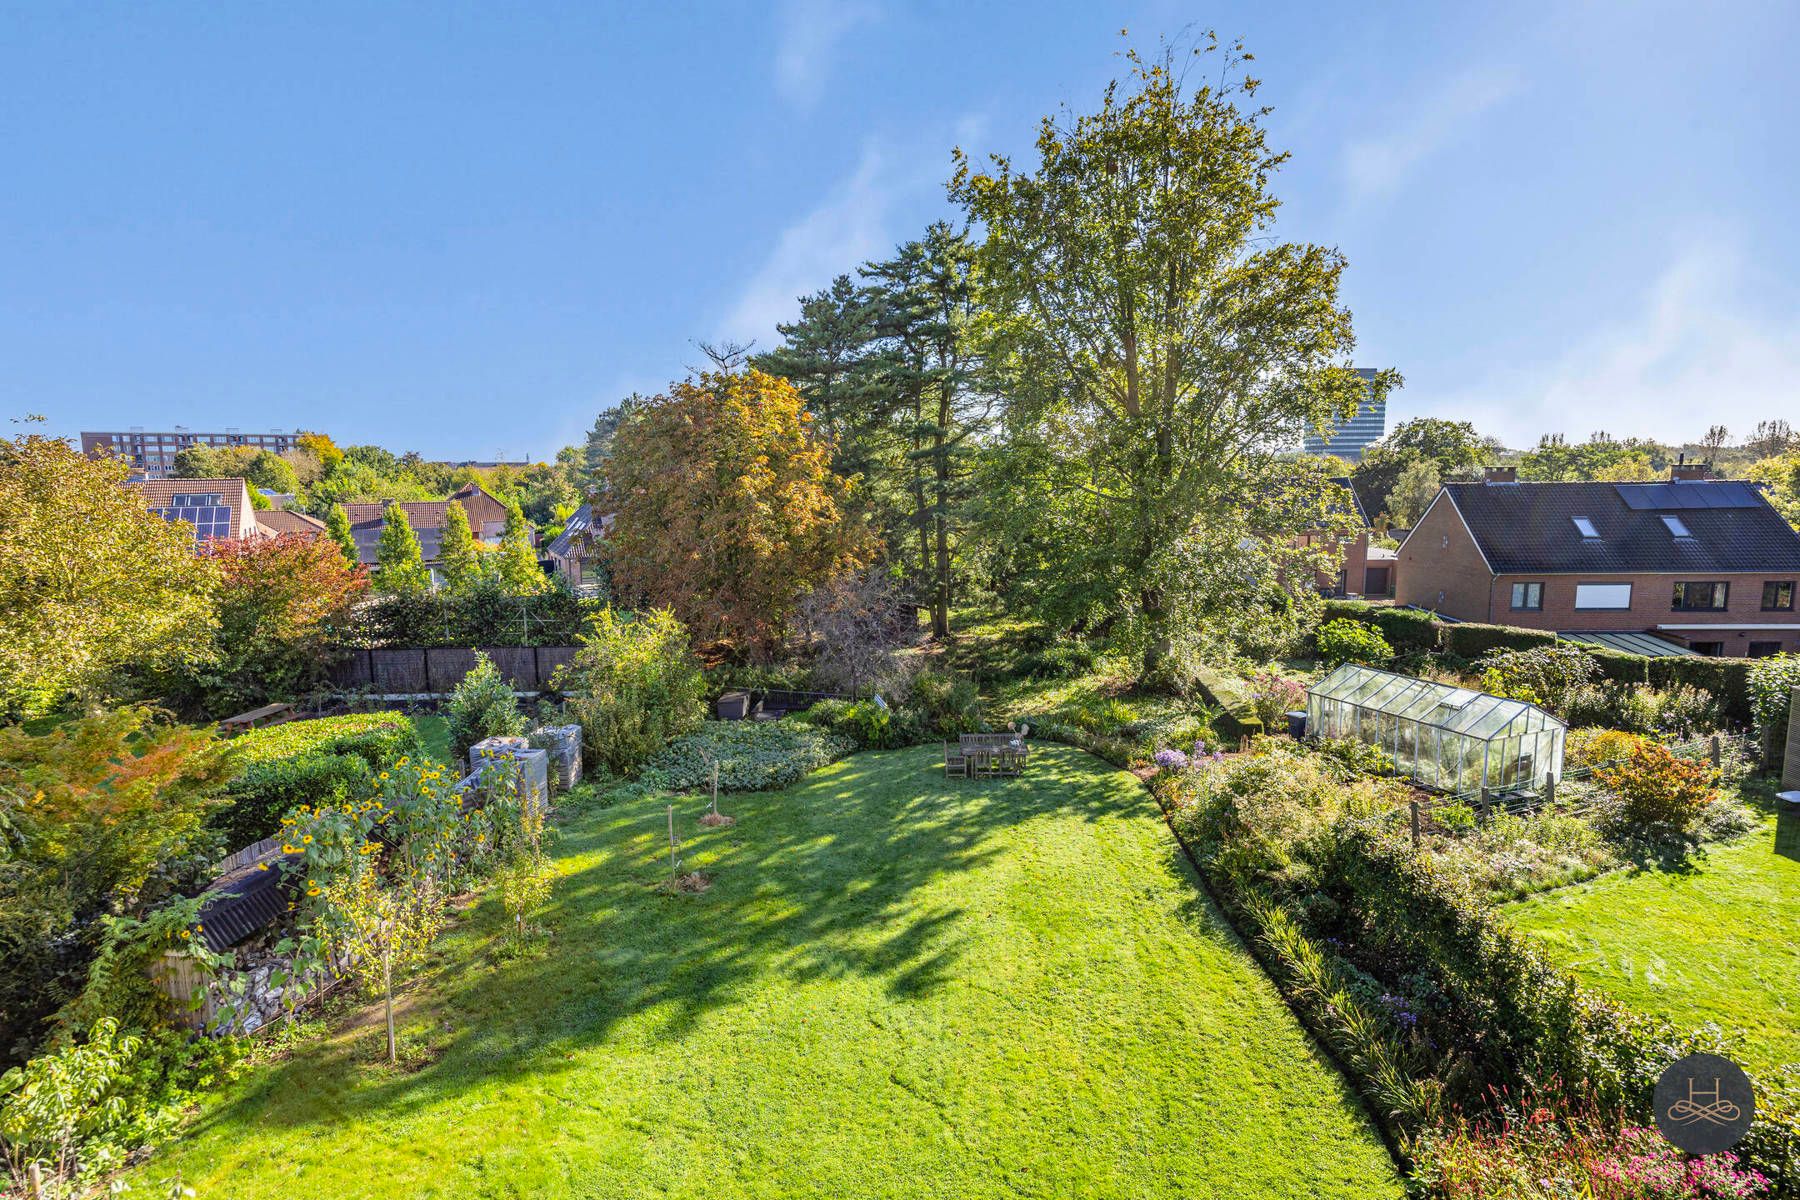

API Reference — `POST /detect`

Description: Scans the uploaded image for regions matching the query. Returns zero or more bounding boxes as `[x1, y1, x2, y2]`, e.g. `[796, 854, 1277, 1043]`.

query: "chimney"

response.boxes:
[1484, 465, 1518, 483]
[1671, 453, 1712, 481]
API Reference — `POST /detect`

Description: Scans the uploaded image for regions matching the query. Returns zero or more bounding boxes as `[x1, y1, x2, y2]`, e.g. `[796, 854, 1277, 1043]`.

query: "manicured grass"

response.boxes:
[1507, 817, 1800, 1071]
[414, 712, 453, 768]
[138, 745, 1397, 1198]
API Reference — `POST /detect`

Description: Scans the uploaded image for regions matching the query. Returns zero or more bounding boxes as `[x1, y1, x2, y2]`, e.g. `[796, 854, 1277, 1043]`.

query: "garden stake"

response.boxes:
[668, 804, 678, 885]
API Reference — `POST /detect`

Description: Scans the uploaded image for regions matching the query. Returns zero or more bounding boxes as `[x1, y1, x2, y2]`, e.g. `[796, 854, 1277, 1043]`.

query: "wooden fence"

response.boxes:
[327, 646, 579, 694]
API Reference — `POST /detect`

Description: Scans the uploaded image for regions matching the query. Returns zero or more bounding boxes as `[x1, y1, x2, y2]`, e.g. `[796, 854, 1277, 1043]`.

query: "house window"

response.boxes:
[1660, 515, 1693, 538]
[1763, 581, 1796, 611]
[1749, 641, 1783, 658]
[1671, 581, 1729, 612]
[1574, 582, 1632, 610]
[1571, 516, 1600, 539]
[1689, 641, 1726, 657]
[1510, 582, 1544, 611]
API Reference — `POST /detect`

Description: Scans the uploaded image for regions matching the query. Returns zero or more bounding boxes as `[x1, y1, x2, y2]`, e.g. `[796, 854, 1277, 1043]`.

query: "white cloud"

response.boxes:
[773, 0, 878, 110]
[1437, 236, 1800, 447]
[1343, 66, 1521, 201]
[715, 144, 900, 349]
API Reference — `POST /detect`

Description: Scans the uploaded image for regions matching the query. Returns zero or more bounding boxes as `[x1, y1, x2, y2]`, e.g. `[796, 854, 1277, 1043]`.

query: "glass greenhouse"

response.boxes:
[1306, 664, 1566, 794]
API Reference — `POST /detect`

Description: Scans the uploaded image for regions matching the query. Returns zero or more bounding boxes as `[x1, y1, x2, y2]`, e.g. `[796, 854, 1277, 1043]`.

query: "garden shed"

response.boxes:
[1306, 664, 1566, 794]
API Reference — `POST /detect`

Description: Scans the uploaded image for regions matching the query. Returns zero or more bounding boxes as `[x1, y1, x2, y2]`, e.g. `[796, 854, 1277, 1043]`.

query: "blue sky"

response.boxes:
[4, 1, 1797, 459]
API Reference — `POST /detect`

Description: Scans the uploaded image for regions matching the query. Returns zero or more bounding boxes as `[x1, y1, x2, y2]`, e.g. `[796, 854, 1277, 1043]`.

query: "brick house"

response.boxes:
[1395, 466, 1800, 657]
[543, 502, 610, 587]
[341, 483, 519, 581]
[130, 477, 264, 544]
[1298, 478, 1394, 598]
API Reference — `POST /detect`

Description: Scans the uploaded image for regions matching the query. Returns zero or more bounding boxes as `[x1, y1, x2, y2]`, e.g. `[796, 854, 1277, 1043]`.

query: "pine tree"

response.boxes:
[325, 503, 359, 567]
[437, 500, 480, 593]
[496, 501, 546, 595]
[375, 502, 431, 594]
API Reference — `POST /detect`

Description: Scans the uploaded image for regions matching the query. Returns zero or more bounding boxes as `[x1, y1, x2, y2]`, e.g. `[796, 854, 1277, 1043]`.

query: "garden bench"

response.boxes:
[218, 702, 294, 736]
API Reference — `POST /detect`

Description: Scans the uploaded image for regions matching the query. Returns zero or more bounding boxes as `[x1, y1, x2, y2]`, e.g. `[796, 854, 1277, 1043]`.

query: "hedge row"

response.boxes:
[1317, 600, 1754, 722]
[215, 713, 424, 848]
[1191, 665, 1265, 741]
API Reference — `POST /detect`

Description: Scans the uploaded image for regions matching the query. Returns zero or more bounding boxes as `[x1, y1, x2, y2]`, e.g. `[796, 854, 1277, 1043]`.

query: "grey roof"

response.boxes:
[546, 504, 611, 558]
[1438, 480, 1800, 574]
[1558, 630, 1699, 657]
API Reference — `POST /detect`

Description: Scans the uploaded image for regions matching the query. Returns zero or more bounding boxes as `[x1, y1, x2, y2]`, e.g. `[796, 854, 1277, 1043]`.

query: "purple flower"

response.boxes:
[1154, 748, 1189, 771]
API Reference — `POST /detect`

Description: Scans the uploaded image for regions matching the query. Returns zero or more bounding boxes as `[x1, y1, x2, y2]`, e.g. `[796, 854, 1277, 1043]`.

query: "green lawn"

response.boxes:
[139, 745, 1397, 1198]
[414, 712, 452, 768]
[1507, 817, 1800, 1071]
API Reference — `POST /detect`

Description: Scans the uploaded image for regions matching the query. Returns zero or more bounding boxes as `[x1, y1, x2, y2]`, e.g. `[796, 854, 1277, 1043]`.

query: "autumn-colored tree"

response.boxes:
[605, 369, 875, 654]
[0, 429, 217, 719]
[0, 709, 232, 1062]
[167, 533, 369, 715]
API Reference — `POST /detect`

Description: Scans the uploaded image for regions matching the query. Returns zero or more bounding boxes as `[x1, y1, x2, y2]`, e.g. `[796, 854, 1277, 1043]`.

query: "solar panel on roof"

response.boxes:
[1615, 481, 1762, 510]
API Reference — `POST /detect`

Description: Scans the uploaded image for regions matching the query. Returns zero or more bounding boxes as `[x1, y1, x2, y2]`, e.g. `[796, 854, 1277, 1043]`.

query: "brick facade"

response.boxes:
[1397, 489, 1800, 658]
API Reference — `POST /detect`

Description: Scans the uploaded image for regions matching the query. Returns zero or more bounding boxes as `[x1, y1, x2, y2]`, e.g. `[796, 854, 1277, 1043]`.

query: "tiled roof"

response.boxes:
[341, 500, 454, 530]
[128, 477, 257, 541]
[1436, 480, 1800, 574]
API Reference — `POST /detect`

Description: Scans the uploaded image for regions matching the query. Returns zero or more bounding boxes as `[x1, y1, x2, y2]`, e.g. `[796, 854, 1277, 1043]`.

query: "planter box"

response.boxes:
[716, 691, 752, 721]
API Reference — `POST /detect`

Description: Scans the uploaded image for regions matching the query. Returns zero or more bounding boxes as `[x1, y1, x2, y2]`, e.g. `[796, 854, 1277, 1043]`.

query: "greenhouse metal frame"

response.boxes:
[1305, 663, 1566, 794]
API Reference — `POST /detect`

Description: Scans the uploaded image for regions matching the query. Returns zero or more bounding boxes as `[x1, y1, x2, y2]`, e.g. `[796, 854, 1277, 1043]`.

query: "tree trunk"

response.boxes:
[931, 419, 951, 639]
[383, 947, 396, 1064]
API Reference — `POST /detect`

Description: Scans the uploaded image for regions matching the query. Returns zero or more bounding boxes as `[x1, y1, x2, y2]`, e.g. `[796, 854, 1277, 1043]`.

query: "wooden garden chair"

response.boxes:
[943, 741, 969, 779]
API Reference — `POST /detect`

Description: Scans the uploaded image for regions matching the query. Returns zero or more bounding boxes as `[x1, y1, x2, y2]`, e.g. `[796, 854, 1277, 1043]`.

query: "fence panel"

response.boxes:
[323, 646, 579, 694]
[370, 648, 429, 693]
[481, 646, 539, 691]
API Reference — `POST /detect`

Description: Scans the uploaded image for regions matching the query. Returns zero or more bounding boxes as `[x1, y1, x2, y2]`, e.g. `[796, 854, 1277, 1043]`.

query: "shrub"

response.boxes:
[557, 607, 706, 775]
[1317, 619, 1394, 669]
[228, 712, 422, 772]
[445, 651, 526, 765]
[1246, 671, 1306, 731]
[1477, 644, 1599, 715]
[905, 667, 982, 735]
[1594, 740, 1718, 832]
[0, 712, 232, 1067]
[349, 580, 601, 648]
[1748, 652, 1800, 755]
[642, 721, 854, 792]
[1320, 599, 1438, 653]
[216, 752, 373, 849]
[1565, 728, 1648, 770]
[1437, 622, 1557, 660]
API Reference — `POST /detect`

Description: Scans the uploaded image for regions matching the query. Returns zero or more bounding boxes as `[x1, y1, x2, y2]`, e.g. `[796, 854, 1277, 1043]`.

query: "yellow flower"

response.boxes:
[302, 835, 314, 845]
[379, 772, 390, 780]
[281, 844, 298, 854]
[180, 930, 191, 940]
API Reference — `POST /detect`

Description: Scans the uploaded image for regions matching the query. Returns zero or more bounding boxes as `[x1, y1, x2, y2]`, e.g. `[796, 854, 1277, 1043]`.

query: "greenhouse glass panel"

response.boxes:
[1304, 663, 1566, 793]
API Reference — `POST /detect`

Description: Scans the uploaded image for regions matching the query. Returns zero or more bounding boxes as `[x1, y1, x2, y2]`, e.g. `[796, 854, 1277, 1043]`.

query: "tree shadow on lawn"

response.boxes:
[189, 744, 1176, 1137]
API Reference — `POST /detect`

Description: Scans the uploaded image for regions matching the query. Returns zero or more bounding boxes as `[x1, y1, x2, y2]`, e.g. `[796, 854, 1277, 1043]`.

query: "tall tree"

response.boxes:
[325, 503, 359, 566]
[437, 500, 481, 593]
[950, 39, 1384, 679]
[495, 500, 546, 595]
[375, 502, 431, 594]
[754, 275, 891, 469]
[0, 429, 217, 718]
[579, 399, 642, 493]
[1351, 417, 1488, 519]
[863, 224, 988, 638]
[605, 369, 874, 655]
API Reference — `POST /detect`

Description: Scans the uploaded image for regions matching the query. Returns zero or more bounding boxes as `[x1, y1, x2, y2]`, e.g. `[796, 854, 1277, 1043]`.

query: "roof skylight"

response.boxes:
[1572, 516, 1599, 539]
[1661, 514, 1693, 538]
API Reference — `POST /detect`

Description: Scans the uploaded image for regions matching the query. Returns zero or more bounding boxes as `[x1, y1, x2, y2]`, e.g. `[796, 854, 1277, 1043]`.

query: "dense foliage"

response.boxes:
[216, 712, 423, 847]
[0, 431, 217, 719]
[0, 711, 232, 1066]
[347, 578, 599, 648]
[950, 42, 1386, 681]
[640, 721, 855, 793]
[557, 608, 706, 774]
[605, 368, 873, 656]
[1316, 619, 1394, 668]
[445, 651, 526, 764]
[158, 533, 368, 717]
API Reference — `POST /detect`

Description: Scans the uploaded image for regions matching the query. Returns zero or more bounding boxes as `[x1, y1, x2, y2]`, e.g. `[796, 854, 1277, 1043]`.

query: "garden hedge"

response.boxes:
[1191, 666, 1264, 741]
[216, 713, 424, 848]
[1319, 599, 1438, 653]
[1316, 601, 1754, 723]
